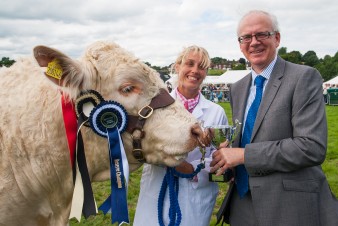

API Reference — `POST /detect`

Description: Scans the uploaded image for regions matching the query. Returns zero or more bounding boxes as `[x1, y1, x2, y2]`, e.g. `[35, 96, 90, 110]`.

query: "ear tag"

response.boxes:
[46, 59, 63, 80]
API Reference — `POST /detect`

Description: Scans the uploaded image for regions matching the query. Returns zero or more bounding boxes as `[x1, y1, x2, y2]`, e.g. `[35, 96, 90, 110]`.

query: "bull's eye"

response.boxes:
[119, 83, 142, 96]
[121, 85, 134, 93]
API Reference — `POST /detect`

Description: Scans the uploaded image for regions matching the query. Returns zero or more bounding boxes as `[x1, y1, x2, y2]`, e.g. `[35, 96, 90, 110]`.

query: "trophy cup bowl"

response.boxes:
[207, 119, 241, 182]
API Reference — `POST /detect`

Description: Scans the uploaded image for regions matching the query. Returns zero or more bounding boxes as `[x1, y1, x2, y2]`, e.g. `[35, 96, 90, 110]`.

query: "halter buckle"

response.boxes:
[138, 105, 153, 119]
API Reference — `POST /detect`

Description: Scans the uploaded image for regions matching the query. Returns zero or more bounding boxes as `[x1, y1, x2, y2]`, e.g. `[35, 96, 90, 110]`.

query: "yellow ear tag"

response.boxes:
[46, 59, 63, 80]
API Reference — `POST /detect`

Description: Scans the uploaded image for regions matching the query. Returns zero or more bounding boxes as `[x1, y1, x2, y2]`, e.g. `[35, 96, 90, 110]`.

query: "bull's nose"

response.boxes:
[191, 123, 211, 147]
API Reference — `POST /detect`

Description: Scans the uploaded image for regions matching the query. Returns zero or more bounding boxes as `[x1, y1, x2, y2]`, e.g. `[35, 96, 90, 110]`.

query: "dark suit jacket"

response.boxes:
[222, 57, 338, 226]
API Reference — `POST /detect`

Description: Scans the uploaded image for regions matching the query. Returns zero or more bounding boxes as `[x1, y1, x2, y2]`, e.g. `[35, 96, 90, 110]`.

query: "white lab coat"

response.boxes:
[133, 92, 228, 226]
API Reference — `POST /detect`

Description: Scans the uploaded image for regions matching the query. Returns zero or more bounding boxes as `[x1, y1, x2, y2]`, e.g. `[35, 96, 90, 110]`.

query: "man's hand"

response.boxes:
[210, 148, 245, 176]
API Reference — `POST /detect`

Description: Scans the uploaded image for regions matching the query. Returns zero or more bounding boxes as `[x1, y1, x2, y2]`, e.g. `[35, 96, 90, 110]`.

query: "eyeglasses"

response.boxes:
[238, 31, 277, 44]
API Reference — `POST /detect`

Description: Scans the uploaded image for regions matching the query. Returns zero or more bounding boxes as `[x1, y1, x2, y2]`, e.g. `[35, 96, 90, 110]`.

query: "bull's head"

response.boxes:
[33, 41, 209, 180]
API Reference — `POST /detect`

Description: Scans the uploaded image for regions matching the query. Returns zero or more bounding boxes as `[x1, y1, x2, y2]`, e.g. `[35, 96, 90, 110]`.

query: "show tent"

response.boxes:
[166, 70, 251, 88]
[323, 75, 338, 86]
[204, 70, 251, 85]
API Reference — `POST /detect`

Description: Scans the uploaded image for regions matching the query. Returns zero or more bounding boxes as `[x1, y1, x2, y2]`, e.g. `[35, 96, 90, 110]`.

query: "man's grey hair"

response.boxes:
[237, 10, 280, 35]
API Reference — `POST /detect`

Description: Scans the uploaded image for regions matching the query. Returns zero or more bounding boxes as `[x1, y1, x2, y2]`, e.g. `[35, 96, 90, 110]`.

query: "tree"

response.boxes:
[333, 51, 338, 62]
[302, 50, 319, 67]
[278, 47, 287, 55]
[211, 57, 227, 65]
[286, 51, 302, 64]
[0, 57, 16, 67]
[211, 57, 228, 69]
[144, 62, 151, 67]
[232, 64, 246, 70]
[278, 47, 289, 62]
[315, 52, 338, 81]
[238, 58, 246, 65]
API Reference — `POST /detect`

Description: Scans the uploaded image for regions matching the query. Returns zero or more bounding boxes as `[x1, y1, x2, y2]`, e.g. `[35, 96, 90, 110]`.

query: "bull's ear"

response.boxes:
[33, 45, 80, 86]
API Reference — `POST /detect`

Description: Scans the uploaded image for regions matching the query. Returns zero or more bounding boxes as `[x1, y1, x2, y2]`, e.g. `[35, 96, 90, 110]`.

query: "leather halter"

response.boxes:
[126, 88, 175, 163]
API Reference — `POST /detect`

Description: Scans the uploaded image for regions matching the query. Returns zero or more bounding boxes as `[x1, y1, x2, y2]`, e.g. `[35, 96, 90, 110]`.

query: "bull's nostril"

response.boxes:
[191, 123, 202, 137]
[191, 123, 211, 147]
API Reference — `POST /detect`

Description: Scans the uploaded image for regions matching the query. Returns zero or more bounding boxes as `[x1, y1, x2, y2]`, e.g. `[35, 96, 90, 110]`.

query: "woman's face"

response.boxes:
[176, 52, 207, 96]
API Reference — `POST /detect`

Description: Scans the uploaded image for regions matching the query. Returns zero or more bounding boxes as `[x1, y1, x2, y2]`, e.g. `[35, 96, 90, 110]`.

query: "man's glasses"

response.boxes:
[238, 31, 277, 44]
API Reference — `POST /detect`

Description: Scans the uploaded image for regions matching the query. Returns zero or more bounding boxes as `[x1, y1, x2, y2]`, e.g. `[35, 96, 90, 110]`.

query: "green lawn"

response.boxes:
[70, 103, 338, 226]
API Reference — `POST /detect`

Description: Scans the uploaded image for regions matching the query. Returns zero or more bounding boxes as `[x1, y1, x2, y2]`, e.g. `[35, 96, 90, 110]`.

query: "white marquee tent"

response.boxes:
[166, 70, 251, 87]
[203, 70, 250, 85]
[323, 75, 338, 86]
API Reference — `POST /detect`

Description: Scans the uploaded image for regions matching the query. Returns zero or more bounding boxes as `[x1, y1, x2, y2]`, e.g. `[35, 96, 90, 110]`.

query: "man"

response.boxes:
[210, 10, 338, 226]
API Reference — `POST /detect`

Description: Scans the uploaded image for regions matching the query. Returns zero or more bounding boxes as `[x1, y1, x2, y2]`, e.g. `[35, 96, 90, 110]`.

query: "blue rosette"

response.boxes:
[89, 100, 130, 225]
[89, 100, 128, 136]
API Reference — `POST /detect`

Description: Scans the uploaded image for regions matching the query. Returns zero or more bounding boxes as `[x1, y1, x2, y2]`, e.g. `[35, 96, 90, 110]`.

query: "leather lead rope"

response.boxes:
[126, 88, 175, 162]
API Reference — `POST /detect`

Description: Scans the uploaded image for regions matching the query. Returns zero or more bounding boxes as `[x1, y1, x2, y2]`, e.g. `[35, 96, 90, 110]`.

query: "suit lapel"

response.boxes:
[237, 77, 251, 126]
[251, 57, 285, 141]
[231, 73, 252, 146]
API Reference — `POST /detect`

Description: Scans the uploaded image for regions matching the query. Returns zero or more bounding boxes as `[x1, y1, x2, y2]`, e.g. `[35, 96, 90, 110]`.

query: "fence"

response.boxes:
[327, 88, 338, 105]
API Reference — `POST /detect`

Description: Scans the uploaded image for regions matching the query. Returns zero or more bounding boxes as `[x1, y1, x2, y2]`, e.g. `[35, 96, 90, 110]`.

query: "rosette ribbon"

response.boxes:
[69, 90, 104, 221]
[99, 127, 129, 225]
[89, 100, 130, 225]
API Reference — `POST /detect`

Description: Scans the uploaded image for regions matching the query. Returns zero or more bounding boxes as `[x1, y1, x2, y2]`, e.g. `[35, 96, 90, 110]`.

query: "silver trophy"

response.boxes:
[207, 119, 242, 182]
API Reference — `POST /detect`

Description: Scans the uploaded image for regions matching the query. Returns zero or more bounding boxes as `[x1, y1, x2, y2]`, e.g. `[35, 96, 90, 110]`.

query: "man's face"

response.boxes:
[238, 13, 280, 73]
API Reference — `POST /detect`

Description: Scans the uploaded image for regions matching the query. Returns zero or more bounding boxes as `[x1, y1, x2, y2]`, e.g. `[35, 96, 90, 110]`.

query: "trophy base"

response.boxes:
[209, 169, 233, 182]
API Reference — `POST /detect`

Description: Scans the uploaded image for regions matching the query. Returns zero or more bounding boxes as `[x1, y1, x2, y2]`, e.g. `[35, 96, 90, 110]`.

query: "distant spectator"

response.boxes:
[323, 86, 328, 103]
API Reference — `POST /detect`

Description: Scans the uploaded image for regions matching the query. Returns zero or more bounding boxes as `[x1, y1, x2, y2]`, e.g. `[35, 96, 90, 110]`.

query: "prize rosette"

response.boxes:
[75, 90, 104, 127]
[89, 100, 128, 136]
[89, 100, 130, 225]
[70, 90, 106, 221]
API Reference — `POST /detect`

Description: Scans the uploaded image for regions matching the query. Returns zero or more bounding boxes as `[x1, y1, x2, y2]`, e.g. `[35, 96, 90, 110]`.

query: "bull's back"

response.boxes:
[0, 58, 74, 225]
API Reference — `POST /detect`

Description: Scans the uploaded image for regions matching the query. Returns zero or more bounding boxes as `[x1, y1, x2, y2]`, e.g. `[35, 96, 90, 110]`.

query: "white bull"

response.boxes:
[0, 41, 207, 226]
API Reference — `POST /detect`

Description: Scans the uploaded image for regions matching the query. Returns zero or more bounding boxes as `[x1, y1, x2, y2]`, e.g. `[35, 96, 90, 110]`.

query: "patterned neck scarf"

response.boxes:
[176, 88, 200, 113]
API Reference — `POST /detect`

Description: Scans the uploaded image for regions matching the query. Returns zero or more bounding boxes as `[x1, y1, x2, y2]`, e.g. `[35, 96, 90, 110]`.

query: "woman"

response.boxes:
[133, 45, 228, 226]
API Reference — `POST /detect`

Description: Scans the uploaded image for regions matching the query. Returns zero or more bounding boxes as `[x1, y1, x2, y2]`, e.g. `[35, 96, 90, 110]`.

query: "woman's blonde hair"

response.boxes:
[169, 45, 210, 89]
[172, 45, 211, 74]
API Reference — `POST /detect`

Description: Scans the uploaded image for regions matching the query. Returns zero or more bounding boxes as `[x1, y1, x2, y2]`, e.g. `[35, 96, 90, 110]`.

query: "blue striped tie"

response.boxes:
[236, 75, 266, 198]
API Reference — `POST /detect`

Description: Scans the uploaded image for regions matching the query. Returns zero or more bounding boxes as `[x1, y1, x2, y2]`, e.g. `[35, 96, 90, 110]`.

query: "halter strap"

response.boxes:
[126, 88, 175, 162]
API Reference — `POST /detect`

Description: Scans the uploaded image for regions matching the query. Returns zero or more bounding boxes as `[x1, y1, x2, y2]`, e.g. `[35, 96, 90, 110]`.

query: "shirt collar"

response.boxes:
[251, 55, 277, 84]
[175, 88, 200, 113]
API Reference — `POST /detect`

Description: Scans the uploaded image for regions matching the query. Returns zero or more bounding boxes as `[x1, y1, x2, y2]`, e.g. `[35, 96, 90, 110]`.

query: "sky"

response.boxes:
[1, 0, 337, 67]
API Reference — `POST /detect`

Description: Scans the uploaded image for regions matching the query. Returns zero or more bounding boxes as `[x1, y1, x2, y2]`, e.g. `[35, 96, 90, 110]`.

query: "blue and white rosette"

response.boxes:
[89, 100, 130, 225]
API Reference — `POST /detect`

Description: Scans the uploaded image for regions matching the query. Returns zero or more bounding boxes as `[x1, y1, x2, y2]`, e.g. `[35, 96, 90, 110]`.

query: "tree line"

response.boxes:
[1, 47, 338, 82]
[277, 47, 338, 82]
[146, 47, 338, 81]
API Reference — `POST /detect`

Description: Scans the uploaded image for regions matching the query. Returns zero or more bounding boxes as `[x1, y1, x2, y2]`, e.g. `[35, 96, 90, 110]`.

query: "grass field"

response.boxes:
[70, 103, 338, 226]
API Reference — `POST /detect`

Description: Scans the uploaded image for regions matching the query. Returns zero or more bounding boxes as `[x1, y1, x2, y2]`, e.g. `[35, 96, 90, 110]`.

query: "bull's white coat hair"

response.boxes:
[0, 41, 207, 226]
